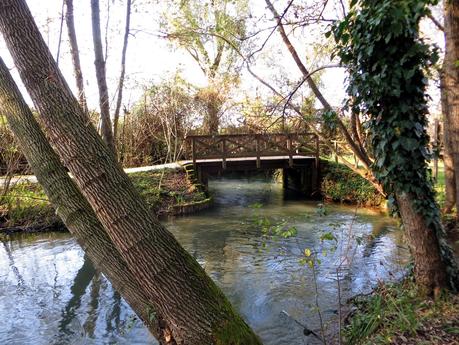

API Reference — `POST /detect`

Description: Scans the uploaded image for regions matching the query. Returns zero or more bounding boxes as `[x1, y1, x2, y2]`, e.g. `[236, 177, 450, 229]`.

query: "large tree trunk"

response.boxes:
[113, 0, 131, 147]
[396, 192, 454, 294]
[64, 0, 87, 113]
[444, 0, 459, 219]
[0, 57, 163, 340]
[91, 0, 115, 153]
[0, 1, 261, 344]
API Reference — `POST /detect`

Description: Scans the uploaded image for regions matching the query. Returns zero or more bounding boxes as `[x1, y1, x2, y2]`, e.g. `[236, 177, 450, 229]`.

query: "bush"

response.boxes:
[321, 160, 384, 207]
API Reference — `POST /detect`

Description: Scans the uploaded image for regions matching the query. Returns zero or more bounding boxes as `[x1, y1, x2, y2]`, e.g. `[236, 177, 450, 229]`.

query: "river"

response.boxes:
[0, 177, 409, 344]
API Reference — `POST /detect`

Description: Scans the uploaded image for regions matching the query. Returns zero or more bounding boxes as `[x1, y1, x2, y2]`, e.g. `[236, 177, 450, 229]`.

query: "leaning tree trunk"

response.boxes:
[113, 0, 131, 147]
[0, 1, 261, 344]
[91, 0, 115, 153]
[444, 0, 459, 219]
[0, 57, 164, 340]
[64, 0, 87, 114]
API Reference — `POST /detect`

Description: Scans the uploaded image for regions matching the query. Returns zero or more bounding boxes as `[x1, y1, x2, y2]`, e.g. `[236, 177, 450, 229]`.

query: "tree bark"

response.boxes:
[0, 57, 163, 340]
[91, 0, 115, 153]
[64, 0, 87, 114]
[113, 0, 131, 146]
[0, 1, 261, 344]
[440, 65, 456, 213]
[203, 88, 220, 134]
[444, 0, 459, 218]
[396, 192, 454, 294]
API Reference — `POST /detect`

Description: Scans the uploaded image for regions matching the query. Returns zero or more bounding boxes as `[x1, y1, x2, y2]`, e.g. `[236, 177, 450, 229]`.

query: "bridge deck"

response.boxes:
[182, 155, 314, 165]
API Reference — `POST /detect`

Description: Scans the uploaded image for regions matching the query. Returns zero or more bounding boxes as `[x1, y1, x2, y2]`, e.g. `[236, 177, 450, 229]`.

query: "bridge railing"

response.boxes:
[185, 133, 319, 169]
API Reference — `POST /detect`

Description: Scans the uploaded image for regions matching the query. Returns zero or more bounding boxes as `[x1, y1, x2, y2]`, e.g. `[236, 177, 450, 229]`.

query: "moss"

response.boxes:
[320, 160, 384, 207]
[213, 317, 262, 345]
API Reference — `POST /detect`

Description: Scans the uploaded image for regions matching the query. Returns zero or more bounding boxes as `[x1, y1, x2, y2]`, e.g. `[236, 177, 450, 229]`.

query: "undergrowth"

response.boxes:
[321, 160, 384, 207]
[344, 277, 459, 345]
[1, 168, 207, 228]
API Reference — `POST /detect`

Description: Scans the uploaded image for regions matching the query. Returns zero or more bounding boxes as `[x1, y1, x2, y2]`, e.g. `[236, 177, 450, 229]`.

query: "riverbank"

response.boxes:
[341, 166, 459, 344]
[0, 167, 210, 234]
[343, 276, 459, 345]
[320, 159, 385, 207]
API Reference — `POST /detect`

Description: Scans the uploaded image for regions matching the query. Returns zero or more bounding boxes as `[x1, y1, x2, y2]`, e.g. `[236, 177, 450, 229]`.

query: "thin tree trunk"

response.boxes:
[0, 1, 261, 343]
[113, 0, 131, 147]
[0, 57, 162, 340]
[91, 0, 115, 153]
[265, 0, 374, 172]
[444, 0, 459, 219]
[440, 65, 456, 213]
[64, 0, 87, 113]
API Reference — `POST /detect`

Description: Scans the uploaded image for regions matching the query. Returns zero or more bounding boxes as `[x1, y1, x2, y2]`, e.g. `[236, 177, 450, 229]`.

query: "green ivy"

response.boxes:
[332, 0, 437, 217]
[332, 0, 458, 290]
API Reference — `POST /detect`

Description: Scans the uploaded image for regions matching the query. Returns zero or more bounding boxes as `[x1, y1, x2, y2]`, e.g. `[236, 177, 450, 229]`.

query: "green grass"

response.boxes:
[1, 168, 207, 228]
[320, 159, 384, 207]
[344, 277, 459, 345]
[0, 181, 56, 227]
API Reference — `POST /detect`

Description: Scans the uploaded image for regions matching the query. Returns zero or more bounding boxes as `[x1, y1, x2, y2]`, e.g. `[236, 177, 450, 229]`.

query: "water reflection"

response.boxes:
[0, 177, 408, 345]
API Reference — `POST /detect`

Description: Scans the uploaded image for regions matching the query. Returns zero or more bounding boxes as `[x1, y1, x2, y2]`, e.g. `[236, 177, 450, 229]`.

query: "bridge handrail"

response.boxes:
[185, 132, 319, 169]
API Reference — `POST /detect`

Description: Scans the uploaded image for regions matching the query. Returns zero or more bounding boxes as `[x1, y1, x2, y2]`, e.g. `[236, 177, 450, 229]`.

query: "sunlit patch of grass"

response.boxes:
[0, 181, 56, 227]
[1, 168, 208, 228]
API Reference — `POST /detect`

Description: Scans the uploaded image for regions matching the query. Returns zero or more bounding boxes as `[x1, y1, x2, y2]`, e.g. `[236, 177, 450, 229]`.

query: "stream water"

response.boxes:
[0, 177, 409, 345]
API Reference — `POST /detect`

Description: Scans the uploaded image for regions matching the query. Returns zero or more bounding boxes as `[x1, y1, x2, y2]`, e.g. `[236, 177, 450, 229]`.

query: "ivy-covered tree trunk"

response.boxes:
[334, 0, 459, 294]
[0, 1, 261, 343]
[444, 0, 459, 218]
[0, 57, 162, 340]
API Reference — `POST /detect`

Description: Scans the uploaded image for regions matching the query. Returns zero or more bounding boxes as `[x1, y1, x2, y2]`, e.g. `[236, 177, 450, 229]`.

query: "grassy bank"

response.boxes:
[344, 277, 459, 345]
[320, 160, 385, 207]
[342, 160, 459, 345]
[0, 168, 208, 232]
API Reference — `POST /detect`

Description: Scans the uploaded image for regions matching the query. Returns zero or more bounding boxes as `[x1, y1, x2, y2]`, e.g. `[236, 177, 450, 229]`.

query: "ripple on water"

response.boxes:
[0, 177, 408, 345]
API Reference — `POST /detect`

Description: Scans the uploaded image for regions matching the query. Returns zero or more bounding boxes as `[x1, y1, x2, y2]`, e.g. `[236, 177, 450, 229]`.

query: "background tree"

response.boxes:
[443, 0, 459, 217]
[161, 0, 248, 134]
[334, 0, 458, 294]
[122, 74, 199, 166]
[113, 0, 132, 147]
[91, 0, 115, 152]
[64, 0, 88, 113]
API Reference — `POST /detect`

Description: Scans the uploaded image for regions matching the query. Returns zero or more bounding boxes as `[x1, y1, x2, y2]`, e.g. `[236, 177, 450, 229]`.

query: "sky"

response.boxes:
[0, 0, 445, 118]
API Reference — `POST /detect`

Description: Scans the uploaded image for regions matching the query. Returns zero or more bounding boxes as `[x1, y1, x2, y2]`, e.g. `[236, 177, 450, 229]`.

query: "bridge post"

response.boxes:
[287, 134, 293, 167]
[256, 135, 260, 169]
[312, 135, 320, 191]
[221, 137, 227, 170]
[191, 137, 196, 166]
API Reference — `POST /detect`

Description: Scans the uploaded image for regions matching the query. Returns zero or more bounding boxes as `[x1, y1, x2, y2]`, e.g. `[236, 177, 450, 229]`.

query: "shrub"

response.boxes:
[321, 160, 384, 207]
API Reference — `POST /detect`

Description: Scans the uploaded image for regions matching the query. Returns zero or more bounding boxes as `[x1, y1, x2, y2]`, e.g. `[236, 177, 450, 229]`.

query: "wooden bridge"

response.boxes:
[185, 133, 321, 196]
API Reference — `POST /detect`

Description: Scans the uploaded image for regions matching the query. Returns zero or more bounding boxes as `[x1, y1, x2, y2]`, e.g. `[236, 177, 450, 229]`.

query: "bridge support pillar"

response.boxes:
[282, 161, 319, 197]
